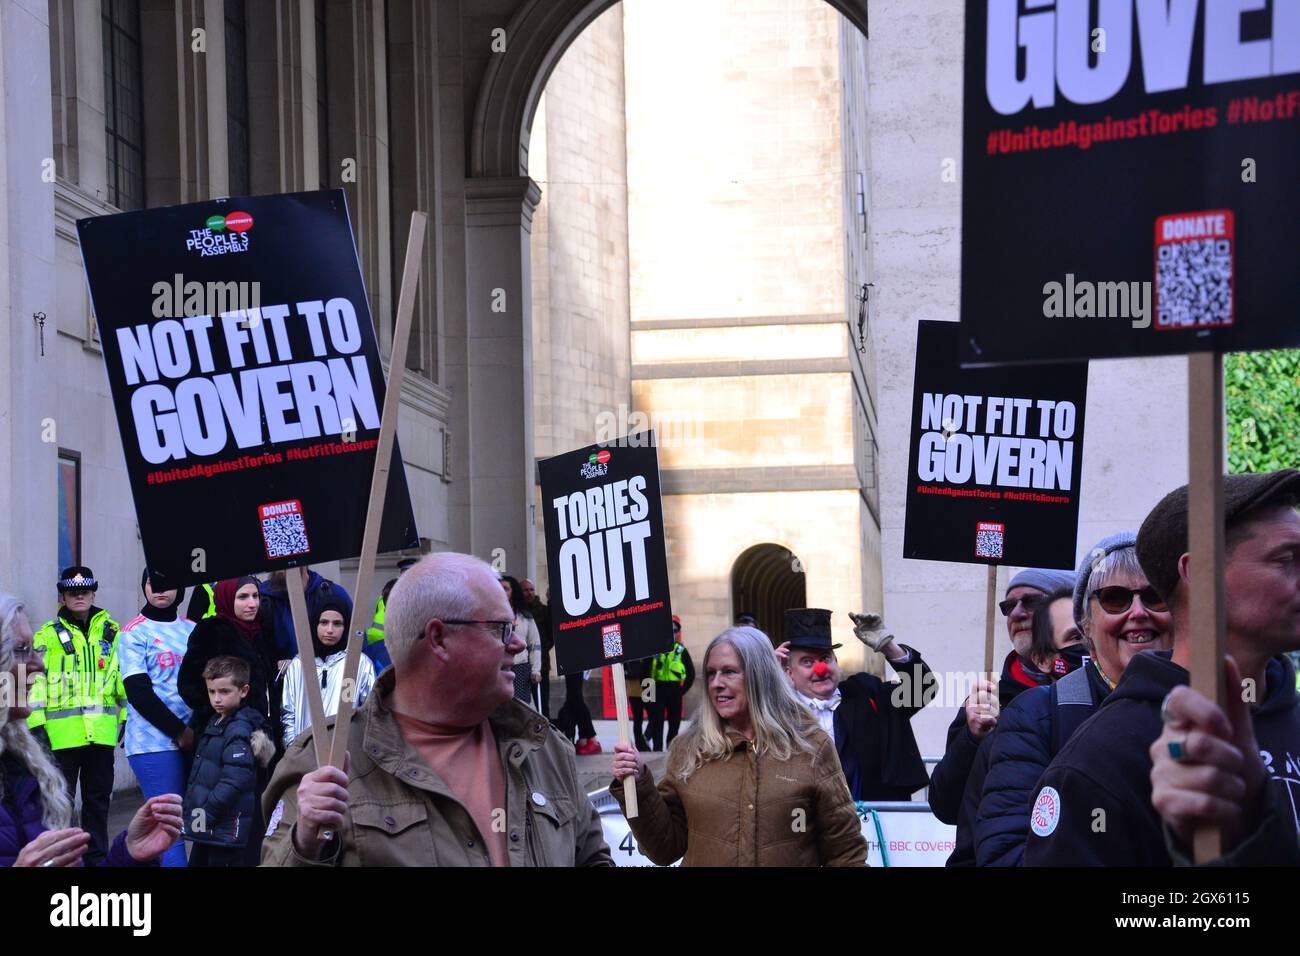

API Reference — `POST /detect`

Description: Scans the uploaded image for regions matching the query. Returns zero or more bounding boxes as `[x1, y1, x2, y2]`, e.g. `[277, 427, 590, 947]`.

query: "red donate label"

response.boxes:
[1153, 209, 1234, 331]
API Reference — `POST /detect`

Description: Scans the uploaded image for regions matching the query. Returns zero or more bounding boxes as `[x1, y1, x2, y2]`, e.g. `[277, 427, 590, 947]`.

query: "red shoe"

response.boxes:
[575, 738, 602, 755]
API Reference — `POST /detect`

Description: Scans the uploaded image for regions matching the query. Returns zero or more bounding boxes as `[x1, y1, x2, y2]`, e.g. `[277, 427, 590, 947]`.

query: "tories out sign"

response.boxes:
[904, 322, 1088, 569]
[960, 0, 1300, 365]
[538, 436, 674, 675]
[77, 190, 419, 587]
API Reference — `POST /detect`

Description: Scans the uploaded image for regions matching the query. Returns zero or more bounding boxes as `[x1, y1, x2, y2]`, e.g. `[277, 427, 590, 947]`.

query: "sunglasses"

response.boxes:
[998, 595, 1043, 617]
[1091, 586, 1168, 614]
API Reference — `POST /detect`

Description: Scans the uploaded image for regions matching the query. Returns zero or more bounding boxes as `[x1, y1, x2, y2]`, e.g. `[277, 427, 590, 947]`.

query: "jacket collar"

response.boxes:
[56, 605, 105, 632]
[359, 669, 551, 797]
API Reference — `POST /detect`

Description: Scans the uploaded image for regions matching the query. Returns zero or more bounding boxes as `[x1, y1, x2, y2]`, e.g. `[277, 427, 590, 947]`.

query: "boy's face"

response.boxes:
[206, 676, 249, 716]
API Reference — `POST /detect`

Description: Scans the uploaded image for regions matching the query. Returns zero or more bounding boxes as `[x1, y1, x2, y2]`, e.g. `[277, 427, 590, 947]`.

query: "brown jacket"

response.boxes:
[261, 669, 612, 867]
[609, 727, 868, 867]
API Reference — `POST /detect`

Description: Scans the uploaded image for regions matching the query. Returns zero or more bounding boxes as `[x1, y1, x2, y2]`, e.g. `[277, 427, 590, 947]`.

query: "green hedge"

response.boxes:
[1226, 350, 1300, 474]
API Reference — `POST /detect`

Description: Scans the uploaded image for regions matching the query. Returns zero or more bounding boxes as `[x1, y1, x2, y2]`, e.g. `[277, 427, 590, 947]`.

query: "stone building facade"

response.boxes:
[0, 0, 1189, 758]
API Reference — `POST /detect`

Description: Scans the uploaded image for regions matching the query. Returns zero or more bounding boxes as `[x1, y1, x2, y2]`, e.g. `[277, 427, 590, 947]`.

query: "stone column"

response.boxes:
[0, 0, 60, 604]
[462, 176, 541, 576]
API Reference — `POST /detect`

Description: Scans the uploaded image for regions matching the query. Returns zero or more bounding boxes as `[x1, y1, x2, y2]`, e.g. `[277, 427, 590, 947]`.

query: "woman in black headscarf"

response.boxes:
[279, 598, 376, 746]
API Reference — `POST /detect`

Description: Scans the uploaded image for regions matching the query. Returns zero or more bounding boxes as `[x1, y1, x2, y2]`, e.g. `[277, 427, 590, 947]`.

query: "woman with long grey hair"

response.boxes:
[0, 592, 182, 867]
[610, 626, 866, 866]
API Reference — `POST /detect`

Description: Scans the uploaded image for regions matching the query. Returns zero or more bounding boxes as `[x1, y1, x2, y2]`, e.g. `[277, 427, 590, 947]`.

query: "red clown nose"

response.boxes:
[812, 661, 831, 678]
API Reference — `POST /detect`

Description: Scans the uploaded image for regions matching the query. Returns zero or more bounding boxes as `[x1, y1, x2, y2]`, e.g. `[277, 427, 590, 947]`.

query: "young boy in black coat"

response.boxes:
[182, 656, 275, 867]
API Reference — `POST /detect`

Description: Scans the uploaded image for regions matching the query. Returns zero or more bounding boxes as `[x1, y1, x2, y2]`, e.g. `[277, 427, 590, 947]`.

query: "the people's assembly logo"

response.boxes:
[186, 211, 254, 257]
[580, 448, 611, 480]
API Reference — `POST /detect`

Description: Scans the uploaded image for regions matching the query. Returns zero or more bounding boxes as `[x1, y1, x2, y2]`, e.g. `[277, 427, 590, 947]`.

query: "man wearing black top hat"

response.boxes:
[778, 608, 933, 802]
[27, 565, 124, 865]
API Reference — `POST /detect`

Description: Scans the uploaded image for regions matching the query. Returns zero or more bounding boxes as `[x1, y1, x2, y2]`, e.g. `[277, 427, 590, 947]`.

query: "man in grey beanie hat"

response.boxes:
[928, 566, 1076, 836]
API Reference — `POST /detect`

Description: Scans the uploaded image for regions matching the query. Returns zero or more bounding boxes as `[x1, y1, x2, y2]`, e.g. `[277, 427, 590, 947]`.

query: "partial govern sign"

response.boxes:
[539, 435, 674, 675]
[904, 321, 1088, 570]
[77, 190, 419, 587]
[960, 0, 1300, 365]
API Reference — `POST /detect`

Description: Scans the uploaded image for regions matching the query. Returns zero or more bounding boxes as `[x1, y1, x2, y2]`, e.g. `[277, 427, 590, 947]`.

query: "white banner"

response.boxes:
[593, 792, 954, 867]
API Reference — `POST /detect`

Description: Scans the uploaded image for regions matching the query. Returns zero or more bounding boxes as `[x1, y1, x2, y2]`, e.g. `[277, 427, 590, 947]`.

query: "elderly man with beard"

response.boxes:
[778, 609, 932, 801]
[1026, 470, 1300, 866]
[260, 552, 612, 867]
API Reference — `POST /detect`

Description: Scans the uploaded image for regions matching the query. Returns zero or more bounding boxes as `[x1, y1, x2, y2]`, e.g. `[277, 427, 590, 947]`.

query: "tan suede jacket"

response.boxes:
[610, 727, 868, 867]
[261, 669, 612, 867]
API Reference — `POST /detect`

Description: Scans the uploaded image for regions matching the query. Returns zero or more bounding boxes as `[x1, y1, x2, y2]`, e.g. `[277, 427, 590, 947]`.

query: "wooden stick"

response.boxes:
[326, 211, 428, 769]
[611, 661, 639, 819]
[983, 564, 997, 677]
[286, 569, 329, 768]
[1187, 351, 1226, 863]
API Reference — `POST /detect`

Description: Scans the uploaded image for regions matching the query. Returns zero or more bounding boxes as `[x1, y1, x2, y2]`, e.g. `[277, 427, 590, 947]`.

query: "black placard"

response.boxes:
[538, 435, 674, 675]
[960, 1, 1300, 366]
[77, 190, 418, 588]
[905, 321, 1088, 569]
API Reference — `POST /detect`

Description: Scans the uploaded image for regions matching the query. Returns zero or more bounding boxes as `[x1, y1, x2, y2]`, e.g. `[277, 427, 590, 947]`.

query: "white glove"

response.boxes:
[848, 612, 895, 653]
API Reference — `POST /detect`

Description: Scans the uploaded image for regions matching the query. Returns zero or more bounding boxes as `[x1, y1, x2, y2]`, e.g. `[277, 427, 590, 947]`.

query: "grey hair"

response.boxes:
[0, 592, 73, 829]
[670, 626, 822, 783]
[383, 552, 495, 670]
[1078, 545, 1148, 645]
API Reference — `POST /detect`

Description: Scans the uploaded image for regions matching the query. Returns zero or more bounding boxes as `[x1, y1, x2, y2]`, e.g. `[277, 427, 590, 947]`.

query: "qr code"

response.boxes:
[1154, 211, 1234, 330]
[259, 500, 311, 559]
[601, 624, 623, 660]
[975, 522, 1005, 559]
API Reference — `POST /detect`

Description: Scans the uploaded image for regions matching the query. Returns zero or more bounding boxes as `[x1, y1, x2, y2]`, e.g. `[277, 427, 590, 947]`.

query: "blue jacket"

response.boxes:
[183, 705, 274, 847]
[973, 662, 1110, 866]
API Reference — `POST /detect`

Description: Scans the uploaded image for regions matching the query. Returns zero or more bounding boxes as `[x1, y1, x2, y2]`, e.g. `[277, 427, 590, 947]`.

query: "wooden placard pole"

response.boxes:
[983, 564, 997, 677]
[1187, 351, 1227, 863]
[326, 211, 428, 770]
[611, 661, 639, 819]
[286, 570, 330, 768]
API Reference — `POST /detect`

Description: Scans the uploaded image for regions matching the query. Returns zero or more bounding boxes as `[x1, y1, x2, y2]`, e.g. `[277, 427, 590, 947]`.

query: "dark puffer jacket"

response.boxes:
[973, 661, 1111, 866]
[928, 651, 1048, 824]
[183, 705, 275, 848]
[1, 753, 140, 867]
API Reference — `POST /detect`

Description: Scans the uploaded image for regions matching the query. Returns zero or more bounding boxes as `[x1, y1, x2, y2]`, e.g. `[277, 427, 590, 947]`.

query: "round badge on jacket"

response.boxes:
[1030, 785, 1061, 837]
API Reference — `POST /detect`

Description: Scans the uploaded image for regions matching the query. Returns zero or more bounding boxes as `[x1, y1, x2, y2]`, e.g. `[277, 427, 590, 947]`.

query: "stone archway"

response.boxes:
[730, 543, 809, 646]
[470, 0, 870, 179]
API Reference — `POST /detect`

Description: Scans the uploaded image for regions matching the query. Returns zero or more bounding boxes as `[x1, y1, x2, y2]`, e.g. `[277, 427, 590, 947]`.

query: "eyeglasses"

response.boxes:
[441, 619, 515, 645]
[998, 595, 1043, 617]
[1091, 586, 1168, 614]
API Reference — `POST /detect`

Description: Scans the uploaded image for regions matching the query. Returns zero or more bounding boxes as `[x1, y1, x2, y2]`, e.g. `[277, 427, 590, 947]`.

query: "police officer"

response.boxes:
[28, 566, 125, 866]
[645, 615, 694, 751]
[366, 557, 418, 656]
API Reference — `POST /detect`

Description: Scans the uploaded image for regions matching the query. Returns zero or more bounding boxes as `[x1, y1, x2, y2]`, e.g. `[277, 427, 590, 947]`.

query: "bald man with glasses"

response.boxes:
[261, 552, 612, 867]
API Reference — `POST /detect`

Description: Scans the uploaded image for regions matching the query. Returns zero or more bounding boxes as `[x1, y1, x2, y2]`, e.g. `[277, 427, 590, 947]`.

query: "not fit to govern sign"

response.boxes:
[960, 0, 1300, 365]
[539, 436, 674, 675]
[904, 321, 1088, 570]
[77, 190, 418, 588]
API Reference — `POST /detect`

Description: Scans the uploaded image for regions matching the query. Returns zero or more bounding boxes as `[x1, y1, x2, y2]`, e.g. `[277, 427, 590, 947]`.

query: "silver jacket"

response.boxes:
[280, 648, 377, 746]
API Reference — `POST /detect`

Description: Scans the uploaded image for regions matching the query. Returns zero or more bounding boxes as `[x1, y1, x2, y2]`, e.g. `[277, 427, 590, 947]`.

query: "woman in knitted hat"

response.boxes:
[973, 533, 1172, 866]
[279, 598, 376, 746]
